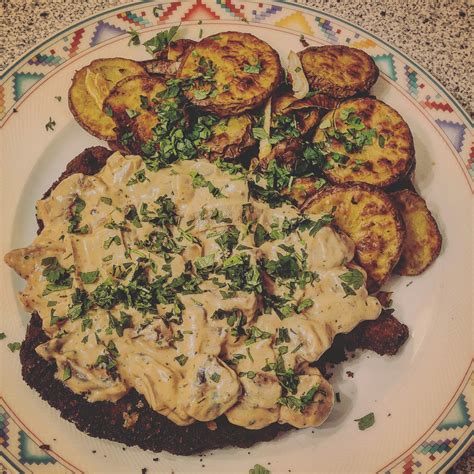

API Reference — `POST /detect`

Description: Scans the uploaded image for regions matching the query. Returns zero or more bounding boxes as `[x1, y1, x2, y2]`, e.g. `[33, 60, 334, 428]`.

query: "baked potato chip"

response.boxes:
[281, 176, 324, 207]
[141, 39, 196, 78]
[68, 58, 146, 140]
[200, 115, 255, 161]
[177, 31, 282, 116]
[103, 75, 167, 153]
[303, 184, 405, 290]
[272, 93, 322, 137]
[298, 45, 379, 99]
[314, 98, 415, 187]
[390, 189, 442, 275]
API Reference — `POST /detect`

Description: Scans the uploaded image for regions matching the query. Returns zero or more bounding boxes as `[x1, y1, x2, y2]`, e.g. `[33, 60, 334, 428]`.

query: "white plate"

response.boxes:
[0, 1, 472, 473]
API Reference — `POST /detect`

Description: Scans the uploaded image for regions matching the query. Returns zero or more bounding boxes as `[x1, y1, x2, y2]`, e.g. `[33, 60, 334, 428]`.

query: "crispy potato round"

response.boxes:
[272, 93, 323, 136]
[68, 58, 146, 140]
[104, 75, 167, 152]
[390, 189, 442, 275]
[281, 176, 322, 207]
[314, 98, 415, 188]
[141, 39, 196, 78]
[303, 184, 405, 291]
[177, 31, 282, 116]
[298, 45, 379, 98]
[200, 115, 255, 161]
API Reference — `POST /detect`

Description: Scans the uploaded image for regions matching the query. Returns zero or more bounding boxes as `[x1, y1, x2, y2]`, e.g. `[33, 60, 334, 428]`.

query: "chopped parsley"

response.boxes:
[210, 372, 221, 383]
[278, 384, 320, 412]
[45, 117, 56, 131]
[80, 270, 100, 284]
[175, 354, 188, 366]
[7, 342, 21, 352]
[243, 61, 262, 74]
[355, 412, 375, 430]
[339, 268, 365, 297]
[126, 169, 149, 186]
[62, 364, 72, 381]
[249, 465, 270, 474]
[67, 196, 89, 234]
[190, 171, 226, 198]
[41, 257, 72, 295]
[127, 29, 140, 46]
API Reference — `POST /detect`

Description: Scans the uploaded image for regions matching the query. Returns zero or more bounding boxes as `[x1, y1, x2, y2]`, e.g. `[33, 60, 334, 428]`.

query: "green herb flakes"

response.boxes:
[175, 354, 188, 366]
[80, 270, 100, 284]
[7, 342, 21, 352]
[355, 412, 375, 430]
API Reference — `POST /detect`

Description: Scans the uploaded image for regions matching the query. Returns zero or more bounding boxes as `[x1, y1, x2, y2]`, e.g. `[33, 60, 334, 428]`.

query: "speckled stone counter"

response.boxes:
[1, 0, 472, 116]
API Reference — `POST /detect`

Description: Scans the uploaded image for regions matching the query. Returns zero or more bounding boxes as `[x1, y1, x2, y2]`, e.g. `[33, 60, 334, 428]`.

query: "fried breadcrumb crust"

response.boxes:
[21, 146, 408, 454]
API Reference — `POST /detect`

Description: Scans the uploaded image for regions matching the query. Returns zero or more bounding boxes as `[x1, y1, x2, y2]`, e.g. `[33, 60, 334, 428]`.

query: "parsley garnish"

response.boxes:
[80, 270, 100, 284]
[277, 384, 320, 412]
[355, 412, 375, 430]
[62, 364, 72, 381]
[143, 25, 179, 55]
[339, 268, 365, 297]
[190, 171, 226, 198]
[41, 257, 72, 295]
[45, 117, 56, 131]
[249, 464, 270, 474]
[67, 196, 89, 234]
[243, 61, 262, 74]
[175, 354, 188, 366]
[210, 372, 221, 383]
[126, 169, 149, 186]
[127, 29, 140, 46]
[7, 342, 21, 352]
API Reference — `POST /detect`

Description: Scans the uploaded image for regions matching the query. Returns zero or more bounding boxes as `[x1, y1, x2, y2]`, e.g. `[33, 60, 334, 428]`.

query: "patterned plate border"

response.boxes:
[0, 1, 472, 472]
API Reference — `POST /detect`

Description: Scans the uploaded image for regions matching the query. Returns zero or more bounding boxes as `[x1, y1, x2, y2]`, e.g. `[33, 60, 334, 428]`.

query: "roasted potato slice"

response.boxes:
[298, 45, 379, 99]
[313, 98, 415, 187]
[177, 31, 282, 116]
[281, 176, 324, 207]
[390, 189, 442, 275]
[68, 58, 146, 140]
[103, 75, 167, 153]
[200, 115, 255, 161]
[303, 184, 405, 291]
[141, 39, 196, 78]
[272, 93, 323, 137]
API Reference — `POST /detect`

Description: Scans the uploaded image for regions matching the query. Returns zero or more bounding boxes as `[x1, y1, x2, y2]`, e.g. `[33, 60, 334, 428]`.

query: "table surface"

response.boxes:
[0, 0, 472, 470]
[1, 0, 472, 117]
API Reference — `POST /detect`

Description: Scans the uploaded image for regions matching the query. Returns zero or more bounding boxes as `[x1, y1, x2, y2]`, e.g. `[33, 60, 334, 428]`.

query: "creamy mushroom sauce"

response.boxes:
[5, 152, 381, 429]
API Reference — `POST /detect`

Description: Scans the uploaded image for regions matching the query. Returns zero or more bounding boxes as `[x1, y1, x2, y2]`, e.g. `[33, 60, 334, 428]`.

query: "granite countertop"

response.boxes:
[1, 0, 472, 116]
[0, 0, 472, 471]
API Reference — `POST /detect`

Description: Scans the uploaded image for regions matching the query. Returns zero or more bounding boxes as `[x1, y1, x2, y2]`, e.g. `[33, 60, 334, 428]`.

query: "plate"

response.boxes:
[0, 1, 472, 473]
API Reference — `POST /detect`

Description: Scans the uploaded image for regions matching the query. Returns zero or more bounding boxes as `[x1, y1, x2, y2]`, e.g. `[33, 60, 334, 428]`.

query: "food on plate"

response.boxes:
[6, 25, 443, 456]
[68, 58, 146, 140]
[177, 31, 282, 116]
[298, 45, 379, 98]
[303, 184, 405, 291]
[199, 114, 256, 161]
[391, 189, 442, 275]
[103, 74, 168, 154]
[141, 39, 196, 77]
[40, 146, 114, 204]
[313, 98, 415, 187]
[6, 150, 382, 449]
[343, 310, 409, 356]
[272, 93, 323, 137]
